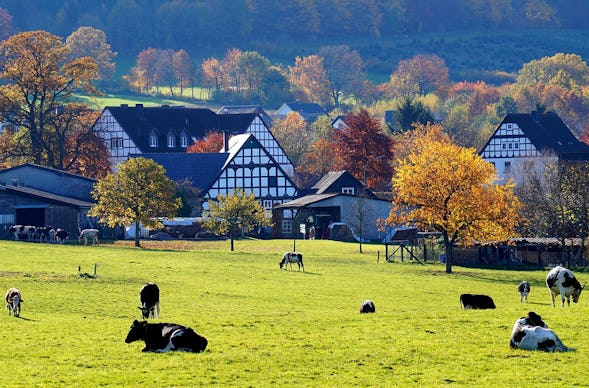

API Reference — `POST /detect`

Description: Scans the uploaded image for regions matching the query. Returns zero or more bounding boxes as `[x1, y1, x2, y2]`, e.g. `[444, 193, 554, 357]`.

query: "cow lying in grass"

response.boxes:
[459, 293, 496, 309]
[509, 311, 572, 352]
[125, 320, 208, 353]
[5, 288, 23, 317]
[359, 300, 375, 313]
[279, 252, 304, 271]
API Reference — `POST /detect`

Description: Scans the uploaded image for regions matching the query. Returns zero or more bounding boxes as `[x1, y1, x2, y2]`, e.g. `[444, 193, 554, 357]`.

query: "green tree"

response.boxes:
[203, 189, 271, 251]
[393, 98, 435, 132]
[88, 157, 181, 247]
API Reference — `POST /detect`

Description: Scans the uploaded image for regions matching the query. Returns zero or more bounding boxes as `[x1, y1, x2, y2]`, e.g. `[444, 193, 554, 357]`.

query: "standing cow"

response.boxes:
[546, 266, 585, 307]
[139, 283, 160, 319]
[518, 281, 531, 303]
[509, 311, 571, 352]
[5, 288, 23, 317]
[125, 320, 208, 353]
[79, 229, 99, 245]
[279, 252, 304, 271]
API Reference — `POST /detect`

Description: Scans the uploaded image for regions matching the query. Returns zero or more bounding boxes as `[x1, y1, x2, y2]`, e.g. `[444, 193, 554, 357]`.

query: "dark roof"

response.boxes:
[484, 111, 589, 159]
[0, 163, 97, 184]
[1, 185, 94, 207]
[137, 153, 229, 191]
[104, 105, 257, 153]
[284, 102, 326, 115]
[312, 171, 348, 194]
[217, 105, 273, 127]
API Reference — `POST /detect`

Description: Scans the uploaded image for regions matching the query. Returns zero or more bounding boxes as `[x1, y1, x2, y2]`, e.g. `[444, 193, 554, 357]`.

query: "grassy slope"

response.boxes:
[0, 239, 587, 386]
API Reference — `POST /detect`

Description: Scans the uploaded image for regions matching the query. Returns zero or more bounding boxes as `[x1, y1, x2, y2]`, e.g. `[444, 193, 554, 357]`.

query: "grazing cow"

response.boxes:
[460, 293, 496, 309]
[5, 288, 23, 317]
[509, 311, 572, 352]
[55, 228, 69, 244]
[8, 225, 36, 241]
[279, 252, 304, 271]
[359, 300, 375, 313]
[518, 281, 531, 303]
[139, 283, 160, 319]
[79, 229, 99, 246]
[546, 266, 585, 307]
[125, 320, 208, 353]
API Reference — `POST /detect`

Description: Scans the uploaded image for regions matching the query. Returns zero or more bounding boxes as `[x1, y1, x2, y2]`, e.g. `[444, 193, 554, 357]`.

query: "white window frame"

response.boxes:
[167, 135, 176, 148]
[180, 135, 188, 148]
[342, 187, 355, 195]
[110, 137, 123, 149]
[282, 219, 293, 235]
[150, 134, 158, 147]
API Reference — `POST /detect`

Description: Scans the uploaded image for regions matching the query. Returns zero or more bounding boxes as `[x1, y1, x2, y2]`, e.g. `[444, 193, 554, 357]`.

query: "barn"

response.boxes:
[0, 164, 97, 240]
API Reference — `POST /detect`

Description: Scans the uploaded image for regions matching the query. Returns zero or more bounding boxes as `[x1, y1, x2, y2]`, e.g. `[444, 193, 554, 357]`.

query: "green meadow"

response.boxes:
[0, 239, 587, 387]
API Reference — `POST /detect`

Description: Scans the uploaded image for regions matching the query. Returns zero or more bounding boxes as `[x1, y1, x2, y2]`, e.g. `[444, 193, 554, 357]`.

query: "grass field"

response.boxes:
[0, 238, 587, 387]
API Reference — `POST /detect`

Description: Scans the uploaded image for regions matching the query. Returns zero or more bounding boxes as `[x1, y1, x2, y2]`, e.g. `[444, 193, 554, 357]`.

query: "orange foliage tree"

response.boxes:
[187, 131, 224, 153]
[331, 109, 393, 191]
[295, 138, 338, 188]
[386, 124, 521, 273]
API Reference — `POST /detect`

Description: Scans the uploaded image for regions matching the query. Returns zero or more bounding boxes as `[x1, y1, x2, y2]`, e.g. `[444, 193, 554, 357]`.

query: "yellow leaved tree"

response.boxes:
[387, 123, 521, 273]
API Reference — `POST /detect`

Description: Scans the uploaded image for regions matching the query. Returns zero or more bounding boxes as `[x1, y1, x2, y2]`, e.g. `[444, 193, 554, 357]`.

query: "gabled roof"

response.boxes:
[482, 111, 589, 159]
[312, 171, 349, 194]
[0, 163, 97, 184]
[103, 105, 257, 153]
[282, 102, 326, 115]
[137, 152, 229, 192]
[274, 193, 340, 208]
[0, 184, 94, 208]
[217, 105, 273, 127]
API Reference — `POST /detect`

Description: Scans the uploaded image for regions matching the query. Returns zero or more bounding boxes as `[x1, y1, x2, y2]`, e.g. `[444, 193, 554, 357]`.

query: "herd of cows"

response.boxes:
[457, 265, 585, 352]
[2, 243, 586, 354]
[8, 225, 70, 244]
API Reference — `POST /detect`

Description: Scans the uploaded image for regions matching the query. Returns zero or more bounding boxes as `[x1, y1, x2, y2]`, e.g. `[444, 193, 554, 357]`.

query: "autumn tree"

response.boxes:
[124, 47, 158, 93]
[288, 55, 330, 106]
[89, 157, 181, 248]
[0, 30, 103, 174]
[202, 57, 222, 93]
[295, 138, 337, 188]
[332, 110, 394, 191]
[172, 49, 192, 96]
[387, 124, 521, 273]
[66, 26, 117, 84]
[187, 131, 224, 153]
[271, 112, 311, 167]
[318, 45, 365, 107]
[203, 188, 271, 251]
[386, 54, 450, 98]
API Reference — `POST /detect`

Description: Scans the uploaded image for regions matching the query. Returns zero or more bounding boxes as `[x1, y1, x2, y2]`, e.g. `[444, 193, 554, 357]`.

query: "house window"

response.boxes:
[110, 137, 123, 149]
[502, 143, 506, 149]
[180, 136, 188, 148]
[282, 219, 293, 235]
[263, 200, 273, 209]
[342, 187, 355, 195]
[150, 135, 158, 147]
[167, 135, 175, 148]
[504, 161, 512, 173]
[514, 143, 519, 149]
[508, 143, 513, 149]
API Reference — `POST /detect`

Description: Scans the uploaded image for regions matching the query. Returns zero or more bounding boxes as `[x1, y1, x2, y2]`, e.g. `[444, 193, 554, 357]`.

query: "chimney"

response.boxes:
[223, 131, 230, 152]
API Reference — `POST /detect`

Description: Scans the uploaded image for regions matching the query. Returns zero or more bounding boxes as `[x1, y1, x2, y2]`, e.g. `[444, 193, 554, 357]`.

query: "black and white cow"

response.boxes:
[518, 281, 531, 303]
[459, 293, 496, 309]
[8, 225, 36, 241]
[5, 288, 23, 317]
[55, 228, 69, 244]
[509, 311, 572, 352]
[546, 266, 585, 307]
[359, 300, 376, 313]
[279, 252, 304, 271]
[139, 283, 160, 319]
[125, 320, 208, 353]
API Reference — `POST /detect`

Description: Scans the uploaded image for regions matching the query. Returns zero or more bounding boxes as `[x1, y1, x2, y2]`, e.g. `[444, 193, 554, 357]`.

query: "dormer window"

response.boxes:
[180, 135, 188, 148]
[150, 134, 158, 147]
[167, 133, 176, 148]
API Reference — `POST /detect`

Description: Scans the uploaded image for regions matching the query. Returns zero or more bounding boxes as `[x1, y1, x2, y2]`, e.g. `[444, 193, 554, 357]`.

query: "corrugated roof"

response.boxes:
[1, 185, 94, 207]
[274, 193, 340, 208]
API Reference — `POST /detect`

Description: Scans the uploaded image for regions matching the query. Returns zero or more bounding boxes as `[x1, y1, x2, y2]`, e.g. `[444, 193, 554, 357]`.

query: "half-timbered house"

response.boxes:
[139, 133, 298, 216]
[92, 104, 294, 177]
[479, 111, 589, 184]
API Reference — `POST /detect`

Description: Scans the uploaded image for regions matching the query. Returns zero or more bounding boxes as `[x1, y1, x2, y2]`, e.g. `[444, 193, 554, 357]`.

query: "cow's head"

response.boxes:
[138, 305, 154, 319]
[572, 284, 585, 303]
[279, 259, 285, 269]
[125, 320, 147, 343]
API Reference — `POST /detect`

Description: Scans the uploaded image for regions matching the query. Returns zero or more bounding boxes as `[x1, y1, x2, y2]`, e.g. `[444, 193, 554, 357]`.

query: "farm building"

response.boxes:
[274, 171, 392, 241]
[0, 164, 97, 239]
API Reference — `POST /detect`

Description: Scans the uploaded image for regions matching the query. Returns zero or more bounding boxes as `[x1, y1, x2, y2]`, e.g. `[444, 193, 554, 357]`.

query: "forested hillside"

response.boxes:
[2, 1, 589, 80]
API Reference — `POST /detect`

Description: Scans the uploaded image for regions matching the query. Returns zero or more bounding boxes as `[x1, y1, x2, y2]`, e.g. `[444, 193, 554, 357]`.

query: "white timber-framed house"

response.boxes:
[479, 111, 589, 185]
[92, 104, 294, 177]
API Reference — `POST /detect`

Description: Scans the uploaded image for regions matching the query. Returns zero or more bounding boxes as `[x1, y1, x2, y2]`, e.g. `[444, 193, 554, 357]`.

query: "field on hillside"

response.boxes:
[0, 239, 587, 386]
